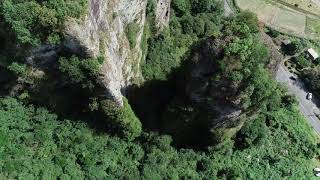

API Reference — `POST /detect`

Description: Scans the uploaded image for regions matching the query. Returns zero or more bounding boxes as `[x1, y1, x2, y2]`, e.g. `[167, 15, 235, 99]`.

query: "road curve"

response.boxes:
[276, 64, 320, 135]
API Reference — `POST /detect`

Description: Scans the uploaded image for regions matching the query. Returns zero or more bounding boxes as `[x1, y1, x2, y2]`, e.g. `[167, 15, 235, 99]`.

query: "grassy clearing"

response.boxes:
[272, 9, 306, 36]
[306, 17, 320, 38]
[280, 0, 320, 16]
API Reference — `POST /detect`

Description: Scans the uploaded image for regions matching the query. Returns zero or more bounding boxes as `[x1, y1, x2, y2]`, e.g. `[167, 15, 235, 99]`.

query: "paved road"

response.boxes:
[276, 64, 320, 135]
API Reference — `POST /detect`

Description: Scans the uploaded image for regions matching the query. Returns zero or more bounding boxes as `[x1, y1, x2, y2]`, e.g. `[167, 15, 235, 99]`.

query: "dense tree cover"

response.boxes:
[58, 56, 102, 89]
[281, 40, 305, 56]
[0, 95, 318, 179]
[0, 0, 319, 178]
[142, 0, 223, 81]
[100, 98, 142, 141]
[302, 66, 320, 97]
[220, 13, 274, 110]
[160, 12, 282, 147]
[1, 0, 87, 46]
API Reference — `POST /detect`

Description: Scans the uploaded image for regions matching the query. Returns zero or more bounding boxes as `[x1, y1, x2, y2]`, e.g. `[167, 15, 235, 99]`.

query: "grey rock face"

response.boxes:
[26, 45, 60, 70]
[64, 0, 147, 106]
[155, 0, 171, 31]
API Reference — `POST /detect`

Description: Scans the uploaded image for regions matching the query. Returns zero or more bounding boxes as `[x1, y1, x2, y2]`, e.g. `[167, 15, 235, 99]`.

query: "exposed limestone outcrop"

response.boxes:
[64, 0, 147, 106]
[25, 0, 172, 106]
[155, 0, 171, 31]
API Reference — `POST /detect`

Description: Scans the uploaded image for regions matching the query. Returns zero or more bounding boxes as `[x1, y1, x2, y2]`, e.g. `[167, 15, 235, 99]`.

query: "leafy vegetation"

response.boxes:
[1, 0, 87, 46]
[126, 22, 140, 49]
[160, 12, 280, 147]
[292, 54, 311, 69]
[302, 66, 320, 97]
[100, 98, 142, 140]
[7, 62, 27, 77]
[58, 56, 101, 89]
[0, 94, 318, 179]
[142, 0, 223, 81]
[0, 0, 319, 179]
[281, 40, 305, 56]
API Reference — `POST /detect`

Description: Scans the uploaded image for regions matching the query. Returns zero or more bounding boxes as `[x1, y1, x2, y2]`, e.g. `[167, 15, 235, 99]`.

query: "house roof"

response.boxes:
[307, 48, 319, 59]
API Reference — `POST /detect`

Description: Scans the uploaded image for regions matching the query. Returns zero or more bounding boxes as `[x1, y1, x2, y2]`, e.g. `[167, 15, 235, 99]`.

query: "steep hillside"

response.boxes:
[0, 0, 319, 179]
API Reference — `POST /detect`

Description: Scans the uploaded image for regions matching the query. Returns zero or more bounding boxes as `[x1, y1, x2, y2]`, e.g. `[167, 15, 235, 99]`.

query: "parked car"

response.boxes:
[307, 93, 313, 100]
[314, 168, 320, 177]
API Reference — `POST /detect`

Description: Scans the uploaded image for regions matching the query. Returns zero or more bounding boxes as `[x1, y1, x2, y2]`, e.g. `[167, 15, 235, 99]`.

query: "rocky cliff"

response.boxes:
[64, 0, 147, 106]
[61, 0, 171, 106]
[163, 37, 245, 147]
[155, 0, 171, 31]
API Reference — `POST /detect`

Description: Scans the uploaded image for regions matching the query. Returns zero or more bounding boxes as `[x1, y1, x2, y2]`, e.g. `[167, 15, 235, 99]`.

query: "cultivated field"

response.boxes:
[280, 0, 320, 16]
[236, 0, 320, 40]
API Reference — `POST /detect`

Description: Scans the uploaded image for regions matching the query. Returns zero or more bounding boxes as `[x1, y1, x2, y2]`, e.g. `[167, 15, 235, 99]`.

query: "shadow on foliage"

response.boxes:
[127, 79, 176, 132]
[127, 39, 217, 150]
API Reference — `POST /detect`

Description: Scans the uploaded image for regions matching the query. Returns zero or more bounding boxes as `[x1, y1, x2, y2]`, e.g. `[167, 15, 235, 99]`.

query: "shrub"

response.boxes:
[235, 117, 268, 149]
[2, 0, 87, 46]
[7, 62, 27, 76]
[293, 55, 311, 69]
[282, 40, 304, 56]
[265, 27, 280, 38]
[100, 98, 142, 140]
[171, 0, 191, 17]
[190, 0, 223, 14]
[58, 56, 100, 89]
[125, 22, 140, 49]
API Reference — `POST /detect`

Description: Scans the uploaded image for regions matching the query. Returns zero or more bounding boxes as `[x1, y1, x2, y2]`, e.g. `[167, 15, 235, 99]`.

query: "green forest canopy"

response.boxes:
[0, 97, 318, 179]
[0, 0, 319, 179]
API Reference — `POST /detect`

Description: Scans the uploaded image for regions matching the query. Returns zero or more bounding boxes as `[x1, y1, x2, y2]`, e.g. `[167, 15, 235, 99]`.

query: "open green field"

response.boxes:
[236, 0, 320, 40]
[306, 17, 320, 36]
[281, 0, 320, 16]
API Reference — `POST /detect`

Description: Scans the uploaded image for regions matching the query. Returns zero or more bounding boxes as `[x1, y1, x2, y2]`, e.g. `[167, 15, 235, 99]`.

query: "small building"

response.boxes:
[307, 48, 319, 60]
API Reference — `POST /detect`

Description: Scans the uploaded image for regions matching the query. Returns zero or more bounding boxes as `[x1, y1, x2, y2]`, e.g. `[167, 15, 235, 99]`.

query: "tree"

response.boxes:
[171, 0, 191, 17]
[190, 0, 222, 14]
[58, 56, 101, 89]
[235, 116, 268, 149]
[1, 0, 87, 46]
[235, 11, 259, 33]
[7, 62, 27, 76]
[282, 40, 304, 56]
[100, 98, 142, 140]
[302, 66, 320, 97]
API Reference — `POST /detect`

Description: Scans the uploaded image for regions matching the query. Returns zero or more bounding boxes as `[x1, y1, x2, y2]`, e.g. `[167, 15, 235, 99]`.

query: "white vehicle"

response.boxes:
[307, 93, 313, 100]
[314, 168, 320, 177]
